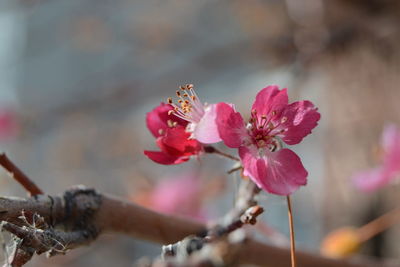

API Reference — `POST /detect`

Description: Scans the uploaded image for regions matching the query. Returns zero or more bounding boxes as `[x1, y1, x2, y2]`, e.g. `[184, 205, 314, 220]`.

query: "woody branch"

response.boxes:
[0, 186, 383, 267]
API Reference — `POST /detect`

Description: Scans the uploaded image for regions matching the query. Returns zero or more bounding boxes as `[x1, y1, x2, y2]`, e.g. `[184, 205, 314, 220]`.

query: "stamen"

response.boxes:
[167, 98, 173, 104]
[166, 84, 205, 124]
[281, 117, 288, 123]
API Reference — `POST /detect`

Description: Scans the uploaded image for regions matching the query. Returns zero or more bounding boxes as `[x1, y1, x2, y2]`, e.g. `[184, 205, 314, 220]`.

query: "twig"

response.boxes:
[357, 207, 400, 242]
[0, 153, 43, 196]
[226, 166, 242, 175]
[203, 146, 240, 162]
[287, 195, 297, 267]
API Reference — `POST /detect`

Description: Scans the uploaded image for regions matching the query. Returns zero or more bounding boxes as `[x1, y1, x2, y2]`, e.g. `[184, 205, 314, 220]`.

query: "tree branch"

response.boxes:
[0, 186, 387, 267]
[0, 154, 43, 196]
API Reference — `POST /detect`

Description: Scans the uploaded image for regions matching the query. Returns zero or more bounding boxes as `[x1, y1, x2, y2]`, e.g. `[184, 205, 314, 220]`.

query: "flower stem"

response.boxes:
[227, 166, 243, 174]
[287, 195, 297, 267]
[204, 146, 240, 161]
[357, 207, 400, 242]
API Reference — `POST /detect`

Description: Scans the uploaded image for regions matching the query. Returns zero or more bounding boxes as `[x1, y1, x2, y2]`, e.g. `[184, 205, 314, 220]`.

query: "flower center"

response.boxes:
[167, 84, 205, 124]
[248, 108, 286, 151]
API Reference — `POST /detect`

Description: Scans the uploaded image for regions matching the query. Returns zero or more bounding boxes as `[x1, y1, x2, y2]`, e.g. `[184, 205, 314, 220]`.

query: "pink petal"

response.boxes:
[143, 150, 188, 165]
[251, 85, 288, 118]
[352, 168, 391, 192]
[146, 103, 187, 137]
[193, 104, 222, 144]
[239, 146, 308, 195]
[216, 102, 248, 148]
[275, 100, 321, 145]
[381, 124, 400, 174]
[158, 126, 202, 156]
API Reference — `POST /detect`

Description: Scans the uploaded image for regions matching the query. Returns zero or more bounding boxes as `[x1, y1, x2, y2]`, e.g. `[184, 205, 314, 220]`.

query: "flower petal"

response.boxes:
[352, 167, 391, 192]
[251, 85, 288, 118]
[158, 126, 202, 156]
[193, 104, 222, 144]
[146, 103, 187, 137]
[381, 124, 400, 174]
[143, 150, 189, 165]
[239, 146, 308, 195]
[216, 102, 247, 148]
[274, 100, 321, 145]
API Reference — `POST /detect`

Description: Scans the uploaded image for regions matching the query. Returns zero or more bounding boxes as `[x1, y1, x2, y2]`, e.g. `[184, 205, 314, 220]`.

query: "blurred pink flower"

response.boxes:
[215, 85, 320, 195]
[144, 103, 203, 165]
[0, 108, 18, 140]
[150, 174, 206, 220]
[132, 174, 207, 220]
[353, 124, 400, 192]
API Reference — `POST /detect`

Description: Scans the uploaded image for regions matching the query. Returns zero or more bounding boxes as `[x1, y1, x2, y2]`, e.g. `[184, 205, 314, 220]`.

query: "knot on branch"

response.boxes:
[1, 186, 103, 266]
[63, 186, 102, 239]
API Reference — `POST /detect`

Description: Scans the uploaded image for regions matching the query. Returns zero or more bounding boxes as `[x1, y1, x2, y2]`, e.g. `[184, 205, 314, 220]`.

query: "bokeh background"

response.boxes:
[1, 0, 400, 266]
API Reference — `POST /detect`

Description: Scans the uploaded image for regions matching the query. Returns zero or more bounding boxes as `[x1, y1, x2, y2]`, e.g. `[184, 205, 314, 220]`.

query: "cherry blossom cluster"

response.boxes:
[144, 84, 321, 196]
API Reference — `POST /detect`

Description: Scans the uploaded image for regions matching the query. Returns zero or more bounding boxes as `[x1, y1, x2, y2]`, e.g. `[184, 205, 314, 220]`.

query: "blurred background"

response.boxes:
[1, 0, 400, 266]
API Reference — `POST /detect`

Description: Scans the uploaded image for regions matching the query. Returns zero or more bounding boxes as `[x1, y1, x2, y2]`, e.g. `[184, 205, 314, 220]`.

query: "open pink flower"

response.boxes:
[144, 102, 203, 165]
[353, 124, 400, 192]
[167, 84, 221, 144]
[216, 85, 320, 195]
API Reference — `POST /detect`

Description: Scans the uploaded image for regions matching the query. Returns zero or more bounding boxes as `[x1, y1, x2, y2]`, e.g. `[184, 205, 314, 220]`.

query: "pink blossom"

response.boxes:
[353, 124, 400, 192]
[167, 84, 221, 144]
[150, 174, 206, 220]
[0, 108, 18, 140]
[216, 85, 320, 195]
[144, 103, 203, 165]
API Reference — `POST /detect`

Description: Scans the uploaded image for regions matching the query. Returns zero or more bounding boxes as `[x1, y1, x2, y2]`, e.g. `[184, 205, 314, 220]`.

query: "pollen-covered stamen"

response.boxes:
[167, 120, 178, 128]
[249, 108, 289, 148]
[166, 84, 205, 124]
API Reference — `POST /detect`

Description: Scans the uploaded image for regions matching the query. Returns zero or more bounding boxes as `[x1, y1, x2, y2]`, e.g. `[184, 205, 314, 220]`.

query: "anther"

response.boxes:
[167, 98, 173, 104]
[268, 122, 274, 129]
[281, 117, 287, 123]
[176, 91, 181, 97]
[168, 110, 174, 115]
[271, 111, 276, 116]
